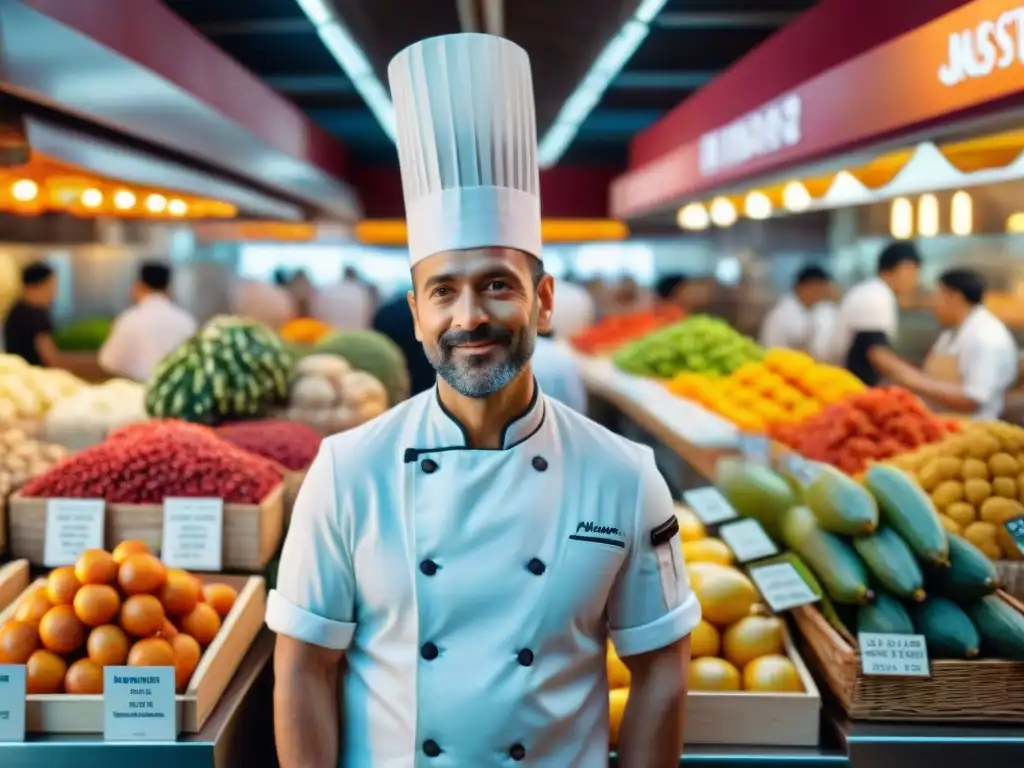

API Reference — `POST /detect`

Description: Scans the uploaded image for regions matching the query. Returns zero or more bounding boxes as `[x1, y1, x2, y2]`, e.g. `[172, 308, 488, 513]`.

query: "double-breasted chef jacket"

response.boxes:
[266, 382, 702, 766]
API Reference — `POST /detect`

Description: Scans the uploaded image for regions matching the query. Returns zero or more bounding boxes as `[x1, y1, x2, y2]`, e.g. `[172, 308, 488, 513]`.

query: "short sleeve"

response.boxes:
[960, 340, 1014, 408]
[265, 441, 357, 650]
[607, 453, 702, 657]
[32, 307, 53, 336]
[98, 316, 133, 377]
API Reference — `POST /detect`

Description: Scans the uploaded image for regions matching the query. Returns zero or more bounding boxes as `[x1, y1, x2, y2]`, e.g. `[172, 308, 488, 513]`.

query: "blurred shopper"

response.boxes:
[830, 240, 922, 384]
[287, 269, 317, 317]
[371, 286, 435, 395]
[228, 278, 296, 331]
[759, 265, 835, 352]
[312, 266, 376, 330]
[98, 261, 197, 381]
[3, 261, 58, 366]
[532, 330, 587, 412]
[548, 274, 596, 339]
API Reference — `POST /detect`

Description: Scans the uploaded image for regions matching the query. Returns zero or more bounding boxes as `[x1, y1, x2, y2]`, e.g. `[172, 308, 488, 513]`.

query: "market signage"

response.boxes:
[938, 6, 1024, 87]
[698, 94, 802, 177]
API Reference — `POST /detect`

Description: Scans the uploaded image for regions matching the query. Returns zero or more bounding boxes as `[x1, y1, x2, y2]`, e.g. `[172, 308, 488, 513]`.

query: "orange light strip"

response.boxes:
[355, 218, 629, 246]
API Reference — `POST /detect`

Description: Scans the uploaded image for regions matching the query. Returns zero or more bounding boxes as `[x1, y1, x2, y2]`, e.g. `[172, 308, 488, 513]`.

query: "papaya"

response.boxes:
[933, 533, 998, 601]
[805, 466, 879, 535]
[852, 526, 926, 601]
[864, 464, 950, 567]
[780, 506, 873, 604]
[965, 595, 1024, 660]
[857, 592, 914, 635]
[715, 458, 795, 542]
[912, 596, 980, 659]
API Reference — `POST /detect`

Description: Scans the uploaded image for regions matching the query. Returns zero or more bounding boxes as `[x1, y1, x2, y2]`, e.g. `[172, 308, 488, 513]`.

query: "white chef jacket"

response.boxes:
[266, 384, 701, 767]
[531, 337, 587, 412]
[311, 279, 374, 330]
[930, 305, 1019, 420]
[550, 280, 596, 339]
[828, 277, 899, 367]
[98, 294, 197, 381]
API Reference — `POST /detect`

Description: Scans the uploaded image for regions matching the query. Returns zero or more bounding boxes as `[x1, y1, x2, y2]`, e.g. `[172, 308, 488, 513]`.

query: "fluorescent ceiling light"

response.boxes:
[537, 0, 671, 168]
[292, 0, 396, 142]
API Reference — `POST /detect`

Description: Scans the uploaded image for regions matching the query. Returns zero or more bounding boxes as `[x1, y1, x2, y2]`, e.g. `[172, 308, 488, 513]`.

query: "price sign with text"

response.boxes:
[103, 666, 177, 741]
[682, 487, 738, 526]
[738, 433, 770, 466]
[719, 518, 779, 563]
[162, 498, 224, 572]
[0, 665, 26, 742]
[1004, 515, 1024, 557]
[748, 562, 820, 612]
[858, 633, 930, 677]
[43, 498, 105, 567]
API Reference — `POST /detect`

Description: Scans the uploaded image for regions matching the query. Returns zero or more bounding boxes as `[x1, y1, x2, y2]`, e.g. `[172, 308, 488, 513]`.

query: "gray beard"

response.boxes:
[426, 329, 535, 399]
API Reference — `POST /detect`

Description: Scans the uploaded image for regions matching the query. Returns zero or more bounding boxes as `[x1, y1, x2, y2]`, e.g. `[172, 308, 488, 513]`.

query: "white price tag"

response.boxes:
[858, 633, 931, 677]
[786, 454, 821, 485]
[682, 487, 738, 526]
[43, 498, 105, 567]
[0, 665, 26, 741]
[748, 562, 820, 612]
[161, 498, 224, 572]
[719, 518, 779, 563]
[103, 666, 177, 741]
[738, 433, 770, 466]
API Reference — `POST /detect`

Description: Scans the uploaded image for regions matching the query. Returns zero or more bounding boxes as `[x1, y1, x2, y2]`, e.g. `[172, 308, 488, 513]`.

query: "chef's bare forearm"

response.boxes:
[618, 635, 691, 768]
[274, 634, 344, 768]
[866, 345, 919, 383]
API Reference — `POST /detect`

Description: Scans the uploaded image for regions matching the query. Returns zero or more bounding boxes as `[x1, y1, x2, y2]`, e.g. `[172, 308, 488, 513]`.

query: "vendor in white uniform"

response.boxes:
[266, 33, 700, 768]
[759, 265, 835, 353]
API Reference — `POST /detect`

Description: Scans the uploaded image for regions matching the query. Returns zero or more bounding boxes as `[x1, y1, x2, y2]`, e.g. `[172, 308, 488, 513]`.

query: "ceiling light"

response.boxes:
[80, 188, 103, 208]
[1007, 212, 1024, 233]
[11, 179, 38, 202]
[917, 194, 939, 237]
[676, 203, 709, 230]
[890, 197, 913, 239]
[168, 199, 188, 216]
[744, 191, 772, 220]
[145, 194, 168, 214]
[951, 191, 973, 236]
[113, 190, 136, 210]
[709, 197, 737, 227]
[782, 181, 811, 212]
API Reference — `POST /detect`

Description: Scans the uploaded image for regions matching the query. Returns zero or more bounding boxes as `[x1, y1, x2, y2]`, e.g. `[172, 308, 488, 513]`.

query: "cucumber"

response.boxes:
[933, 534, 998, 601]
[853, 526, 926, 601]
[857, 592, 915, 634]
[965, 595, 1024, 660]
[715, 457, 796, 542]
[912, 596, 980, 659]
[864, 464, 950, 567]
[805, 465, 879, 535]
[780, 505, 874, 604]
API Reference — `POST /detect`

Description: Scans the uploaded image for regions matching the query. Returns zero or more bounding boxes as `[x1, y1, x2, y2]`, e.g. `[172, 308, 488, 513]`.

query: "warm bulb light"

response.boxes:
[676, 203, 709, 230]
[782, 181, 811, 212]
[145, 194, 167, 214]
[951, 191, 973, 236]
[917, 194, 939, 237]
[11, 179, 38, 202]
[709, 197, 737, 227]
[1007, 212, 1024, 233]
[168, 198, 188, 216]
[80, 188, 103, 208]
[113, 190, 136, 210]
[890, 197, 913, 239]
[744, 191, 772, 220]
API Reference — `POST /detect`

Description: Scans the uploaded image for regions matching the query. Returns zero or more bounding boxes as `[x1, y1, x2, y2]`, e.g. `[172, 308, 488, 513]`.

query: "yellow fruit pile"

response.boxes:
[890, 421, 1024, 560]
[666, 349, 865, 433]
[607, 506, 805, 746]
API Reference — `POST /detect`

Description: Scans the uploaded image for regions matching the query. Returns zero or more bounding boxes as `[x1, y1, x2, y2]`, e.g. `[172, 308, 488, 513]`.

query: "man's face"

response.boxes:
[891, 261, 921, 297]
[408, 248, 553, 398]
[37, 276, 56, 306]
[931, 285, 960, 327]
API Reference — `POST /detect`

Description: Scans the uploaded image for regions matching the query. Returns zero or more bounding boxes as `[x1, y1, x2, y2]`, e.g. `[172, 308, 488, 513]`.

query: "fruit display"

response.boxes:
[0, 545, 238, 693]
[146, 316, 294, 425]
[21, 419, 281, 504]
[667, 349, 865, 432]
[310, 330, 410, 405]
[569, 305, 685, 355]
[216, 419, 321, 471]
[278, 317, 334, 345]
[770, 386, 957, 476]
[51, 317, 114, 352]
[612, 315, 763, 379]
[0, 427, 69, 498]
[283, 353, 389, 435]
[40, 379, 148, 451]
[0, 355, 86, 421]
[887, 421, 1024, 560]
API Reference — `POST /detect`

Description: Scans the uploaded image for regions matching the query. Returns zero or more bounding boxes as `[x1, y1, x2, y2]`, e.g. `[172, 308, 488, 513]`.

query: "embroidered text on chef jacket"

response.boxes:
[98, 294, 197, 382]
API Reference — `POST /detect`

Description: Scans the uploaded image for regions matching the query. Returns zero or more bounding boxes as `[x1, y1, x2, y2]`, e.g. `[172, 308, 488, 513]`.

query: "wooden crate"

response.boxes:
[0, 559, 29, 610]
[6, 483, 284, 572]
[0, 572, 267, 733]
[792, 591, 1024, 722]
[683, 627, 821, 746]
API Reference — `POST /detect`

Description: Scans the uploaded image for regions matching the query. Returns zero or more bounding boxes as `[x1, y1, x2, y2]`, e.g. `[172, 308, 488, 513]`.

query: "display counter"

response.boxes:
[0, 629, 275, 768]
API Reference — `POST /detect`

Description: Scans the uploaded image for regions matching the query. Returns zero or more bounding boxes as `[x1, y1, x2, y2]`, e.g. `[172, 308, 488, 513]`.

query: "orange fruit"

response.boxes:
[202, 583, 237, 619]
[0, 620, 40, 663]
[120, 594, 165, 638]
[14, 589, 52, 628]
[74, 549, 118, 586]
[118, 553, 167, 595]
[158, 618, 179, 640]
[46, 566, 81, 606]
[26, 649, 67, 693]
[160, 570, 201, 616]
[128, 637, 175, 667]
[87, 624, 130, 666]
[178, 603, 221, 646]
[171, 634, 202, 691]
[112, 540, 151, 565]
[38, 605, 86, 655]
[73, 584, 121, 627]
[65, 658, 104, 694]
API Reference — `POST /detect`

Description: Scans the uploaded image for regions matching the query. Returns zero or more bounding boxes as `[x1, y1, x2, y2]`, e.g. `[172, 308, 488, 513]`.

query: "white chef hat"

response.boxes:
[387, 33, 541, 267]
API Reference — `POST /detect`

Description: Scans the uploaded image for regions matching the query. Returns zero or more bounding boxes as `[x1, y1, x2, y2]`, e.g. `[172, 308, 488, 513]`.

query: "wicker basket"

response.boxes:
[995, 561, 1024, 603]
[791, 591, 1024, 722]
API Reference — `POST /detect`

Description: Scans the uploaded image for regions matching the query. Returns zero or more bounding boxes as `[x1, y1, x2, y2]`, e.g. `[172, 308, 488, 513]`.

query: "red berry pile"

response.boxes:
[21, 420, 282, 504]
[216, 419, 321, 471]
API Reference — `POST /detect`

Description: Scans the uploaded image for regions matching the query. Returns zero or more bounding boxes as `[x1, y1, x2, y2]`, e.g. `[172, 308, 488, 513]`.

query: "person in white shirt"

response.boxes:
[311, 267, 375, 330]
[228, 278, 296, 331]
[548, 275, 595, 339]
[266, 33, 699, 768]
[759, 265, 834, 351]
[531, 331, 587, 412]
[98, 262, 197, 381]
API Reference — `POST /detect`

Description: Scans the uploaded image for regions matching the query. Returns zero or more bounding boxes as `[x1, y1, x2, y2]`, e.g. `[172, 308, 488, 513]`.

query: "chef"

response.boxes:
[758, 265, 834, 352]
[266, 32, 700, 768]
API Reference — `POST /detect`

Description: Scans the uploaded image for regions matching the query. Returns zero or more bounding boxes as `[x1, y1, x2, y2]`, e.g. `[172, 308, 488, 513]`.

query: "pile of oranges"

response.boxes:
[666, 348, 866, 433]
[0, 542, 237, 695]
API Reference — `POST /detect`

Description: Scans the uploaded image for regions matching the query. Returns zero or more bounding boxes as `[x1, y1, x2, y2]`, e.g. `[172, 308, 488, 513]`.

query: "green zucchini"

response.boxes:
[857, 592, 915, 634]
[933, 534, 998, 602]
[853, 526, 926, 601]
[912, 596, 980, 659]
[965, 595, 1024, 660]
[805, 465, 879, 535]
[864, 464, 950, 567]
[715, 458, 795, 542]
[780, 505, 874, 604]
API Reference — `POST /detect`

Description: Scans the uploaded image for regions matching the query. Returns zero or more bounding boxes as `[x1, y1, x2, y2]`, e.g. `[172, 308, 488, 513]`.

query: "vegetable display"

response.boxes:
[310, 330, 410, 405]
[145, 316, 293, 425]
[284, 354, 389, 435]
[216, 419, 322, 471]
[0, 544, 238, 693]
[569, 305, 685, 355]
[21, 419, 281, 504]
[0, 355, 86, 421]
[770, 386, 957, 476]
[0, 427, 69, 498]
[40, 379, 148, 451]
[279, 317, 333, 345]
[52, 317, 114, 352]
[613, 315, 763, 379]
